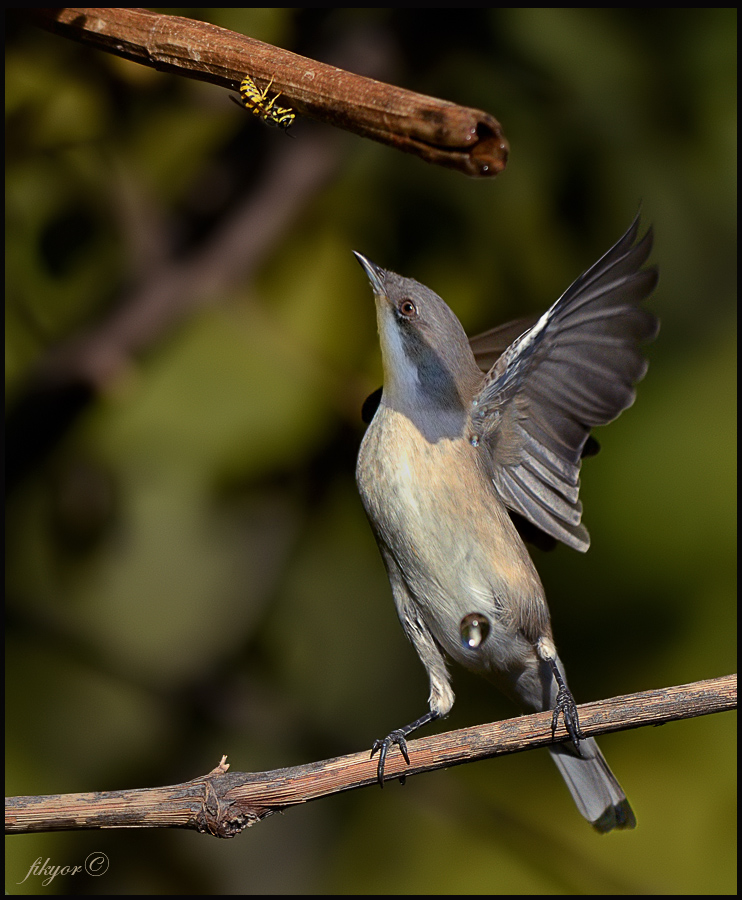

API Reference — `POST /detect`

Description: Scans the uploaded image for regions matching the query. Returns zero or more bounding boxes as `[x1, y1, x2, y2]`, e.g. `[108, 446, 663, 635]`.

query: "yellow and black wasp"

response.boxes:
[233, 74, 296, 133]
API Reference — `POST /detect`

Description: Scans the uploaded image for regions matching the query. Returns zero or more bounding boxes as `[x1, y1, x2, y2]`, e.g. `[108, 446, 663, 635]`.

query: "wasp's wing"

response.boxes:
[470, 215, 659, 551]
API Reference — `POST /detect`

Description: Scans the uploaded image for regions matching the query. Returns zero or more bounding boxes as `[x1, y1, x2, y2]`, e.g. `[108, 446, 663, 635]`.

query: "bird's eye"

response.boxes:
[398, 298, 417, 318]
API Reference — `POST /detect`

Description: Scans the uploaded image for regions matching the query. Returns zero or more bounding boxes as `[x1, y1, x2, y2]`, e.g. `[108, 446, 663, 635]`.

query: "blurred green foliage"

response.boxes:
[6, 8, 736, 895]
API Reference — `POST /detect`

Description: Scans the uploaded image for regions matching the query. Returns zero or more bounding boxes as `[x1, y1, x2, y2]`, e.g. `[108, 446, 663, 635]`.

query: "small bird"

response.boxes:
[354, 215, 658, 832]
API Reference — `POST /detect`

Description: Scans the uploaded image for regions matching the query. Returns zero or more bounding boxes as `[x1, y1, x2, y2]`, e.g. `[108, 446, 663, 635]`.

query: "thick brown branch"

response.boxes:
[30, 8, 508, 177]
[6, 674, 735, 838]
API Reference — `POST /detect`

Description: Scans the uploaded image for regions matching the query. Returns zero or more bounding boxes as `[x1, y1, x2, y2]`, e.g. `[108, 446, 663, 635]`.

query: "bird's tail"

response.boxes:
[548, 737, 636, 832]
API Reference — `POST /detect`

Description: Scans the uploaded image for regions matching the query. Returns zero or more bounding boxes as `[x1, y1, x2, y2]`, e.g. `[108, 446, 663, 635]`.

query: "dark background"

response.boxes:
[6, 9, 736, 894]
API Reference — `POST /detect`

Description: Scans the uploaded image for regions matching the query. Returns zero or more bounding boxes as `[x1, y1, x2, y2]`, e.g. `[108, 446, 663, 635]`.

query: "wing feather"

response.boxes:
[471, 215, 659, 552]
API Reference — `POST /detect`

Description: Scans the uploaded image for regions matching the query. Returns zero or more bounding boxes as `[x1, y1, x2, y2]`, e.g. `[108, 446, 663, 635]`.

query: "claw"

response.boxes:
[371, 730, 411, 785]
[551, 682, 583, 752]
[368, 711, 439, 786]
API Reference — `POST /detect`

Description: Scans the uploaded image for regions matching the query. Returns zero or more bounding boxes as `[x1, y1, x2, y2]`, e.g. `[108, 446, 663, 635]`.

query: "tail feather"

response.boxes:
[549, 737, 636, 832]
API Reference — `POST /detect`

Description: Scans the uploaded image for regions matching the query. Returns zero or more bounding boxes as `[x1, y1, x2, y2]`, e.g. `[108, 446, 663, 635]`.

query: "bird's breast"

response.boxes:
[357, 405, 547, 664]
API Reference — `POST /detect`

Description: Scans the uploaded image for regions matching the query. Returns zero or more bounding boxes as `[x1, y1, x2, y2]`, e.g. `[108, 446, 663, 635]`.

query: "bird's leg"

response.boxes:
[371, 711, 439, 786]
[536, 637, 583, 753]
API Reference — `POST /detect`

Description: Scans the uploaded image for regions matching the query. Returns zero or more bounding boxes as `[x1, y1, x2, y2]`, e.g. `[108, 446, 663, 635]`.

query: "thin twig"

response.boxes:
[29, 8, 508, 177]
[6, 674, 736, 837]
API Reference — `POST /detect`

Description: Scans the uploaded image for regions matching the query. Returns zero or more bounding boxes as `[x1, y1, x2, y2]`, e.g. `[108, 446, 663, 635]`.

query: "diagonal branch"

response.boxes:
[6, 674, 736, 837]
[5, 115, 346, 491]
[30, 8, 508, 178]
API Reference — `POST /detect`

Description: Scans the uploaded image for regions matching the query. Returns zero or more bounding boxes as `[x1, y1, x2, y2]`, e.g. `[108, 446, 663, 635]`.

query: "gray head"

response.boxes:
[354, 253, 483, 441]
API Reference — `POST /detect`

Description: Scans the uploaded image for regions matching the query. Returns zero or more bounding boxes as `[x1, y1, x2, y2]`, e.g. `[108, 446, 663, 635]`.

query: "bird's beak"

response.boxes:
[353, 251, 386, 297]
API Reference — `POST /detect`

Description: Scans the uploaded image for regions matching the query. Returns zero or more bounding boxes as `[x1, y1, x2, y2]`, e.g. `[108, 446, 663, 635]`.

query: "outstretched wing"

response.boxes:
[470, 215, 659, 551]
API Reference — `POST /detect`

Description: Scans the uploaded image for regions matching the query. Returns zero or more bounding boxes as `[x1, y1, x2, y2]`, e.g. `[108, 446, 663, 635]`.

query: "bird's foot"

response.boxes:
[536, 637, 584, 753]
[371, 730, 411, 786]
[369, 710, 439, 786]
[551, 680, 583, 752]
